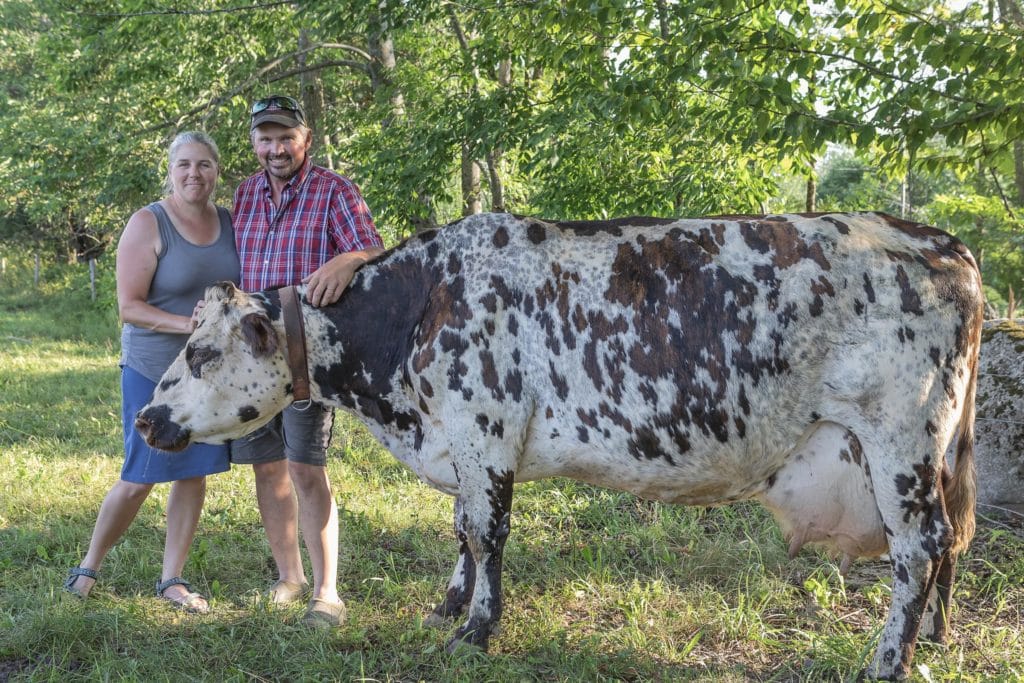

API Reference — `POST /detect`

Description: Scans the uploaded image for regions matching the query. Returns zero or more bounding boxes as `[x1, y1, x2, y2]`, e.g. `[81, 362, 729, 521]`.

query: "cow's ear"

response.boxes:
[240, 313, 279, 358]
[206, 281, 237, 303]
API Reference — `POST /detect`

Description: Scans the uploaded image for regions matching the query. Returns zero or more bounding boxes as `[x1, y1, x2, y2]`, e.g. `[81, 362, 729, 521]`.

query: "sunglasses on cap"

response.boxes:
[250, 95, 306, 123]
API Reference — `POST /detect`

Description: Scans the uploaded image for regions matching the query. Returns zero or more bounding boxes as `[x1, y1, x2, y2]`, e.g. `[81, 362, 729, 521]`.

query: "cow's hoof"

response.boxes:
[918, 625, 950, 647]
[446, 623, 490, 655]
[445, 637, 486, 656]
[919, 634, 950, 648]
[424, 611, 450, 628]
[859, 666, 909, 681]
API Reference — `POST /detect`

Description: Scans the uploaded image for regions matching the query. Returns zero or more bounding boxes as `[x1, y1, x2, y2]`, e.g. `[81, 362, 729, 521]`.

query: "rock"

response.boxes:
[971, 319, 1024, 508]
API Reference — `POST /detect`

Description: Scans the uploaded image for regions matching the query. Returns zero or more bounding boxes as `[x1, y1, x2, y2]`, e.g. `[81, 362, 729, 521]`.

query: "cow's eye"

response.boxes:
[185, 344, 201, 374]
[185, 343, 221, 379]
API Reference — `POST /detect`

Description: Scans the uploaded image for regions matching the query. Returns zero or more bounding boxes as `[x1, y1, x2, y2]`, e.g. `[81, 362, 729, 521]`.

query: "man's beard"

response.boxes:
[266, 156, 296, 179]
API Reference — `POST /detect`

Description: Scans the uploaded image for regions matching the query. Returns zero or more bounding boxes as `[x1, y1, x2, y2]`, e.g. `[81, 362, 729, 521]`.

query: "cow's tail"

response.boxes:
[945, 348, 979, 555]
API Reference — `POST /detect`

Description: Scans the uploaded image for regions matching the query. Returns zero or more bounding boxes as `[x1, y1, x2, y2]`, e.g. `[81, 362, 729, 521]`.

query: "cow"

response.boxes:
[136, 212, 983, 680]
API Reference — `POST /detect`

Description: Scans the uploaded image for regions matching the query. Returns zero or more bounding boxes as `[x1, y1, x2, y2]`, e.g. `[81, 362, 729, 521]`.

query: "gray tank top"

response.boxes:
[120, 202, 241, 382]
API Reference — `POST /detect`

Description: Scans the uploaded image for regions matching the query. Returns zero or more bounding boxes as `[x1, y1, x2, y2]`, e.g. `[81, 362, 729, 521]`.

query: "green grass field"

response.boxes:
[1, 267, 1022, 682]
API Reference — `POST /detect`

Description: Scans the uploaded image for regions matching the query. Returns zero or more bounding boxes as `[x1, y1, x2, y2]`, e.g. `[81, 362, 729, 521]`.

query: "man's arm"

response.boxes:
[302, 246, 385, 307]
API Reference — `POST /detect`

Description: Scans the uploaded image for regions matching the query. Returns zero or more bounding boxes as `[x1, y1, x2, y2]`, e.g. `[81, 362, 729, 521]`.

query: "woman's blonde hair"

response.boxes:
[163, 131, 221, 195]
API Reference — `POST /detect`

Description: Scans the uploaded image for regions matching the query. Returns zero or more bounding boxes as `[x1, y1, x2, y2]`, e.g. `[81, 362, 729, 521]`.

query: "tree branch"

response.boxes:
[70, 1, 295, 18]
[265, 59, 371, 84]
[139, 43, 372, 135]
[989, 167, 1019, 220]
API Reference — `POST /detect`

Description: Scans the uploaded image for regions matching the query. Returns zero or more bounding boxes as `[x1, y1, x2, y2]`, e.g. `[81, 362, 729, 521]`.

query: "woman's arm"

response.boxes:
[115, 208, 194, 334]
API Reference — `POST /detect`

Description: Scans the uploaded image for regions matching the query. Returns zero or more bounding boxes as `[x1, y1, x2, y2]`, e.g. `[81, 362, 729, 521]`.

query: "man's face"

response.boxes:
[252, 123, 311, 181]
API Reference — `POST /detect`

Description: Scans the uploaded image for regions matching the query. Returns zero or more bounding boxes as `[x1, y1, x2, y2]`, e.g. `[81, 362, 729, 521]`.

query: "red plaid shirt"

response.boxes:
[233, 158, 383, 291]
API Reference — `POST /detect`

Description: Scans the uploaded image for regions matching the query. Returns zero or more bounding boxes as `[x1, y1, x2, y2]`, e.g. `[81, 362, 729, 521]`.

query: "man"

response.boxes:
[232, 94, 385, 627]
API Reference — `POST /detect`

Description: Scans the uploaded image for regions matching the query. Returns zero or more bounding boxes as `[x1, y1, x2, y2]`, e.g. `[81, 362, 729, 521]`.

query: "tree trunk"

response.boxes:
[900, 176, 912, 219]
[368, 10, 405, 126]
[1015, 141, 1024, 206]
[449, 8, 485, 217]
[487, 57, 512, 213]
[368, 7, 431, 230]
[998, 0, 1024, 24]
[998, 1, 1024, 204]
[462, 143, 482, 215]
[805, 175, 816, 212]
[298, 30, 332, 169]
[486, 151, 505, 214]
[655, 0, 671, 40]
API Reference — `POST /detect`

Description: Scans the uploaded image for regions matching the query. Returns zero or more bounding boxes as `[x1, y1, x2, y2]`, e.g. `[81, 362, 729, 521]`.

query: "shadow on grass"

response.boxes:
[0, 366, 119, 450]
[1, 500, 869, 682]
[3, 599, 831, 683]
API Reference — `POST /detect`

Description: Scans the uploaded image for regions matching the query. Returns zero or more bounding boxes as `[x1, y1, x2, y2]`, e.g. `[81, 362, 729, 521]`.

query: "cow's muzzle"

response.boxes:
[135, 405, 192, 452]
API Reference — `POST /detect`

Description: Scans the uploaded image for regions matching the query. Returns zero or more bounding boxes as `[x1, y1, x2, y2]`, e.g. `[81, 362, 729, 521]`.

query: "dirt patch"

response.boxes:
[0, 657, 32, 682]
[0, 656, 85, 682]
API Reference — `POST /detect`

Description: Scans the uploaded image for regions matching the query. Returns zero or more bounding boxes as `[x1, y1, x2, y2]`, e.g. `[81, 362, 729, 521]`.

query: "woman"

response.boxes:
[64, 131, 240, 612]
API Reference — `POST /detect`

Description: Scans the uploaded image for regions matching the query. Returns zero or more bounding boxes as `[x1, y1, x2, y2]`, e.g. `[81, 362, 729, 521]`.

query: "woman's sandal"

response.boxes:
[155, 576, 209, 614]
[63, 566, 98, 599]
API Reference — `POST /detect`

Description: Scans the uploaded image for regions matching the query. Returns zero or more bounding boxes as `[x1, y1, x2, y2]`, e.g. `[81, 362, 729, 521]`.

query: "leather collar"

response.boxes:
[279, 285, 311, 403]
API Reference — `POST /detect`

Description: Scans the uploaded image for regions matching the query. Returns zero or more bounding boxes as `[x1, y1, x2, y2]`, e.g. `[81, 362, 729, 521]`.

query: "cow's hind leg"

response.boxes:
[864, 448, 950, 680]
[919, 467, 963, 646]
[425, 497, 476, 627]
[919, 549, 956, 645]
[446, 466, 514, 653]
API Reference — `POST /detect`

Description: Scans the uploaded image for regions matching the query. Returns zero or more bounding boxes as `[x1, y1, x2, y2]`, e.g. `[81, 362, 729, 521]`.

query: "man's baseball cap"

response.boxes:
[250, 95, 306, 129]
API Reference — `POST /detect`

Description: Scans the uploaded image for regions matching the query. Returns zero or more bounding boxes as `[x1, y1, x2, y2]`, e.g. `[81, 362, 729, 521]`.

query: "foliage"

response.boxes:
[816, 148, 901, 214]
[0, 0, 1023, 299]
[925, 192, 1024, 301]
[805, 144, 1023, 311]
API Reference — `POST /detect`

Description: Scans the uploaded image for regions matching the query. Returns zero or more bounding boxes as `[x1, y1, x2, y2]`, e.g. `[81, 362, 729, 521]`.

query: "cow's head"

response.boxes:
[135, 282, 293, 451]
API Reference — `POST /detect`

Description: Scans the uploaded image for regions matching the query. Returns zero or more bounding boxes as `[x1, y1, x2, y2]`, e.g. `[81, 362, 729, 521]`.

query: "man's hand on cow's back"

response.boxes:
[302, 247, 385, 307]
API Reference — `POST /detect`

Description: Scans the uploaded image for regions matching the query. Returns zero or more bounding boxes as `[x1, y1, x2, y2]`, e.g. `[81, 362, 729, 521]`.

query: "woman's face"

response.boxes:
[169, 143, 219, 202]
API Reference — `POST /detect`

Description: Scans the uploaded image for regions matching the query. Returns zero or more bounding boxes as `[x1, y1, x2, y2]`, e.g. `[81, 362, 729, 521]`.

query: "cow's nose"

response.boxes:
[134, 414, 153, 439]
[133, 405, 191, 451]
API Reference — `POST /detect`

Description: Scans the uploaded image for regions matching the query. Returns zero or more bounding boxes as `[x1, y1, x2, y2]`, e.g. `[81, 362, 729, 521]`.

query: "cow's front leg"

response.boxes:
[446, 466, 514, 653]
[425, 497, 476, 627]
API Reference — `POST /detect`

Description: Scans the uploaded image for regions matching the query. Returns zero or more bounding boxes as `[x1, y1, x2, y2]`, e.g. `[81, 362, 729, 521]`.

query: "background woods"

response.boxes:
[1, 0, 1022, 304]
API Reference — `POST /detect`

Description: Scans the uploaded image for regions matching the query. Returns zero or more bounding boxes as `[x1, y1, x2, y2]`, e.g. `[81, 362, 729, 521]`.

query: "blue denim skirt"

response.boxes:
[120, 365, 230, 484]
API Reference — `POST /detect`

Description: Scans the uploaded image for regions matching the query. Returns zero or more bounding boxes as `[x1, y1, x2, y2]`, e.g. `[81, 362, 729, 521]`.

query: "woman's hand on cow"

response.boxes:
[190, 299, 206, 330]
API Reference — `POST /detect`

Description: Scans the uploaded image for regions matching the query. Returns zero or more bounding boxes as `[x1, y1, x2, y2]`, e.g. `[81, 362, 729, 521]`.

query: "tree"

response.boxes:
[0, 0, 1021, 310]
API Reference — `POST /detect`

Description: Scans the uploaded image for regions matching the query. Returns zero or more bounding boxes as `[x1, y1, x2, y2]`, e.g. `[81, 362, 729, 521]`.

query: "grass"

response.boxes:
[2, 264, 1023, 682]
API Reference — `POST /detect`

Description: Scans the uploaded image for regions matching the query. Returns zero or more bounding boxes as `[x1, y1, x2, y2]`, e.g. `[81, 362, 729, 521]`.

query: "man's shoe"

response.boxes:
[268, 579, 309, 605]
[302, 598, 346, 628]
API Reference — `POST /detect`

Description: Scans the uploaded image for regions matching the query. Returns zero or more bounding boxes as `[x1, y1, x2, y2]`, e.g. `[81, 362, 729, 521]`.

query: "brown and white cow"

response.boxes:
[136, 212, 983, 680]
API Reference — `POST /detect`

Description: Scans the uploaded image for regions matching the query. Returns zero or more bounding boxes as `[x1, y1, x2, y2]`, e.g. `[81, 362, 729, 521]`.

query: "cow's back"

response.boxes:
[376, 212, 980, 504]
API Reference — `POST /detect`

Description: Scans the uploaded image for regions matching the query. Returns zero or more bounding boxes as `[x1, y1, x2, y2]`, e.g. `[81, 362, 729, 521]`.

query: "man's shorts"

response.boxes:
[230, 402, 334, 467]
